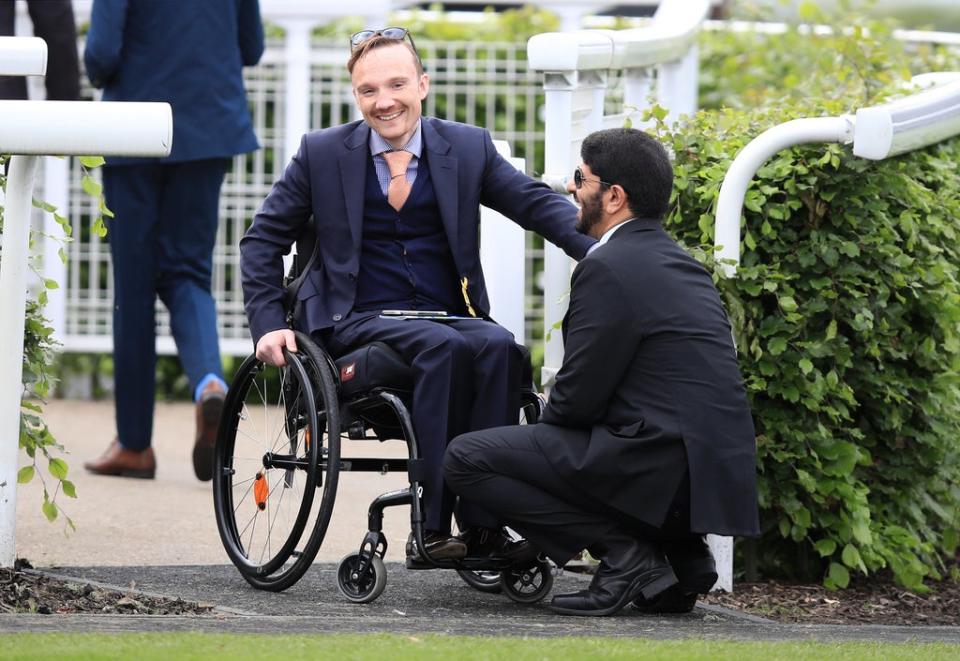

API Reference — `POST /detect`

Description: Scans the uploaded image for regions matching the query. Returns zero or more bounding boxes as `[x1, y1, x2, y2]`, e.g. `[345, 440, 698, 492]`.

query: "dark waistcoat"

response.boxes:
[355, 153, 465, 314]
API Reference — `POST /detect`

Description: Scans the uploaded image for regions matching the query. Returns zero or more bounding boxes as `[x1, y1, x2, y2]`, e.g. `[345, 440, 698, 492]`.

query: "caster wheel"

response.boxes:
[457, 569, 502, 594]
[337, 552, 387, 603]
[500, 559, 554, 604]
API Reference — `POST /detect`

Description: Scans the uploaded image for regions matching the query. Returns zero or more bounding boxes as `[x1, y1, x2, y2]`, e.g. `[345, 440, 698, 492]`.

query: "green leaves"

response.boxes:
[666, 17, 960, 591]
[4, 148, 105, 533]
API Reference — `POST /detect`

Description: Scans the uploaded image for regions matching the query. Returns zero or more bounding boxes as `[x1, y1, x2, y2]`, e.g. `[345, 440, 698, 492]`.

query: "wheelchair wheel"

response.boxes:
[500, 559, 554, 604]
[457, 569, 502, 594]
[213, 333, 341, 592]
[337, 552, 387, 604]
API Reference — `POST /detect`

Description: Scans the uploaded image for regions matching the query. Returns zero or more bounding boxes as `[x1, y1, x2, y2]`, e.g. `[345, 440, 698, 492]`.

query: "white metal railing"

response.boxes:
[529, 0, 709, 390]
[715, 73, 960, 274]
[0, 37, 172, 567]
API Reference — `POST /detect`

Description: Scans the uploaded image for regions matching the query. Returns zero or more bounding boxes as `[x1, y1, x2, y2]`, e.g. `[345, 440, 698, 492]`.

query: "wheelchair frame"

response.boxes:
[212, 328, 553, 604]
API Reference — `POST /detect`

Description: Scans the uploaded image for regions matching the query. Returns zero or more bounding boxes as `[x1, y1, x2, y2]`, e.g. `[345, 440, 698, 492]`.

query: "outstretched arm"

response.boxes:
[477, 130, 595, 260]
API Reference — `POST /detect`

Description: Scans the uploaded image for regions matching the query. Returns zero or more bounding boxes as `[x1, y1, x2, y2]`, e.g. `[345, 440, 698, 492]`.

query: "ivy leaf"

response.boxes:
[81, 175, 102, 198]
[841, 543, 863, 571]
[61, 480, 77, 498]
[778, 296, 798, 313]
[852, 520, 872, 546]
[78, 155, 106, 168]
[41, 495, 58, 523]
[768, 337, 788, 355]
[826, 319, 837, 340]
[814, 539, 837, 557]
[17, 466, 35, 484]
[827, 562, 850, 589]
[48, 457, 69, 480]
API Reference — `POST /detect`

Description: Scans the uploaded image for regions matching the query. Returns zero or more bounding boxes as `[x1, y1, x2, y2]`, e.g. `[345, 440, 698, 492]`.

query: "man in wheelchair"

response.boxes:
[240, 28, 593, 565]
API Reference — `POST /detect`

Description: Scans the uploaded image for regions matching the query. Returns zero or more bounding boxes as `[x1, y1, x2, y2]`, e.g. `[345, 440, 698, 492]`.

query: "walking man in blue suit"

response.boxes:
[83, 0, 264, 481]
[241, 29, 594, 563]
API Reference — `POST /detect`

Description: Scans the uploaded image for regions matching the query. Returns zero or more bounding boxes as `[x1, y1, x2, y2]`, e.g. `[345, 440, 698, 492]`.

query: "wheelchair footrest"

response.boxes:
[404, 555, 531, 571]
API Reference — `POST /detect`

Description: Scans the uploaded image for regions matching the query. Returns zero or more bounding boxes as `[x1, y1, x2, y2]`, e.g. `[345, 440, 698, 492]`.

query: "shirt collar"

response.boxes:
[369, 119, 423, 158]
[596, 218, 636, 247]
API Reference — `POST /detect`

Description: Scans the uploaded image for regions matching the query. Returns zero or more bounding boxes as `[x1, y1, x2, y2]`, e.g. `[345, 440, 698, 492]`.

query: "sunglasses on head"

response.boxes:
[351, 27, 418, 52]
[573, 167, 613, 190]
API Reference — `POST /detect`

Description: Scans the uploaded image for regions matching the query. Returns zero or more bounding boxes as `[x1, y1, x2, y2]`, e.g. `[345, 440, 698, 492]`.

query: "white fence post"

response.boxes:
[0, 85, 172, 567]
[480, 141, 526, 343]
[0, 154, 42, 568]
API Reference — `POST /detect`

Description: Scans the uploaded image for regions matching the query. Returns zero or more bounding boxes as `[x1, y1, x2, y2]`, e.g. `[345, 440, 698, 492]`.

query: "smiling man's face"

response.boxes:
[351, 43, 429, 149]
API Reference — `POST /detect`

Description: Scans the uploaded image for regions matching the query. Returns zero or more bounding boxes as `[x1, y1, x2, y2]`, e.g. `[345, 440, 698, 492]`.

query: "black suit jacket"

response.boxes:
[539, 219, 760, 536]
[240, 117, 594, 344]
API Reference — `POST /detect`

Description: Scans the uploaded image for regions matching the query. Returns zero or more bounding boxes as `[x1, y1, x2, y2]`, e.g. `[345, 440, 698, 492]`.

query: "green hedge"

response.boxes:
[663, 12, 960, 589]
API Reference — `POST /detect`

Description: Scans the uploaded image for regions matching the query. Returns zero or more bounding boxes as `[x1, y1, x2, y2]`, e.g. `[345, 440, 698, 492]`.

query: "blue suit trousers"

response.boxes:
[104, 159, 228, 450]
[325, 314, 524, 533]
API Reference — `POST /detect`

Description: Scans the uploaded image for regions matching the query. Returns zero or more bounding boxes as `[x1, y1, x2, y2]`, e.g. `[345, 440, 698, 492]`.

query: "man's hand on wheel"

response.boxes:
[256, 328, 297, 366]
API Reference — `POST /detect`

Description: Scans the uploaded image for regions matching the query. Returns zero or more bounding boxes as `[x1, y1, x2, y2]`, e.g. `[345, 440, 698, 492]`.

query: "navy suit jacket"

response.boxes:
[84, 0, 263, 164]
[241, 117, 595, 344]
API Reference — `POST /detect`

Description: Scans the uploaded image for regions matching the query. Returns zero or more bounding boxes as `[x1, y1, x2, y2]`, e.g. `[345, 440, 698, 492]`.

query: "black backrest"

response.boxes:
[282, 221, 318, 320]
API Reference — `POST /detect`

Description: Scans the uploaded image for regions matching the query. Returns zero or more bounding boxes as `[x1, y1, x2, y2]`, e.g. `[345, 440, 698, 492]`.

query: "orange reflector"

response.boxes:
[253, 471, 268, 510]
[305, 425, 312, 451]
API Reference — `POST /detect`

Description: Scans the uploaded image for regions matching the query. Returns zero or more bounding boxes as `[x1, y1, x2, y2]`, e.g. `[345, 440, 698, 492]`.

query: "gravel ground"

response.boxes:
[4, 558, 959, 625]
[703, 576, 960, 625]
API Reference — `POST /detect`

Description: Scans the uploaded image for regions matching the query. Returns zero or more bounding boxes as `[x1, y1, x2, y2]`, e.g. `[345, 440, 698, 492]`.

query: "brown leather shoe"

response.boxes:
[193, 381, 226, 481]
[84, 440, 156, 479]
[405, 530, 468, 567]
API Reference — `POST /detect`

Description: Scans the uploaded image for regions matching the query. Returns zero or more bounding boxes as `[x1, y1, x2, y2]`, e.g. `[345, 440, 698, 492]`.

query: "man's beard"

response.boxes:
[575, 192, 603, 237]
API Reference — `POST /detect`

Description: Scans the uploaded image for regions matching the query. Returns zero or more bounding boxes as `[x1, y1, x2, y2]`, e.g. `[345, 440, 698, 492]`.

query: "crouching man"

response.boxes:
[444, 128, 759, 616]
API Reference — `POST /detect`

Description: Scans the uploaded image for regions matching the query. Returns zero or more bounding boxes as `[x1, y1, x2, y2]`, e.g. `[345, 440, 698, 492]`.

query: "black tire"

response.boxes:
[500, 559, 554, 604]
[457, 569, 503, 594]
[213, 334, 340, 591]
[337, 552, 387, 604]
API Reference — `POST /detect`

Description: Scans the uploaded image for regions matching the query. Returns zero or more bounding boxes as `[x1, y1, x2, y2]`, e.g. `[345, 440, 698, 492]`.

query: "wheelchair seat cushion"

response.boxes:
[334, 342, 413, 399]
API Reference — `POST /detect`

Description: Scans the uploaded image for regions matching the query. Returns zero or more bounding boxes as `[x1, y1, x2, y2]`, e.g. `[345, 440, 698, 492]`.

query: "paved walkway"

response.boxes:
[9, 400, 960, 642]
[17, 399, 411, 566]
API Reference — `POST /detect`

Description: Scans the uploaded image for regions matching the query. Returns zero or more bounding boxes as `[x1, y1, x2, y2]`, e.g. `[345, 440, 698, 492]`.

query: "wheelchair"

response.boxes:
[212, 241, 554, 605]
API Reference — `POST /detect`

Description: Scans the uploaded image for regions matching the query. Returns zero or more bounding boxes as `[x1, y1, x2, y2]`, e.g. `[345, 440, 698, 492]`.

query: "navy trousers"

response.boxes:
[104, 159, 228, 450]
[325, 313, 523, 532]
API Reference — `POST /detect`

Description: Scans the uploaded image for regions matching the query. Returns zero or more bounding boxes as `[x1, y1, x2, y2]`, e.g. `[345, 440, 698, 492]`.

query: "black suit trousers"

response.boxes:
[444, 423, 692, 565]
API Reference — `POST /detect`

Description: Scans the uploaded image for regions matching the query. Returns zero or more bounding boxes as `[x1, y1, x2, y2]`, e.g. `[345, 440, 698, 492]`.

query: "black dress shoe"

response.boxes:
[633, 537, 717, 614]
[460, 527, 539, 565]
[405, 530, 467, 565]
[550, 534, 677, 617]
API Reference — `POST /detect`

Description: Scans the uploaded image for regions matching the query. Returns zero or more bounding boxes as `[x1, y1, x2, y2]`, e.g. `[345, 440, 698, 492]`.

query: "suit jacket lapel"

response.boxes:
[422, 119, 460, 267]
[339, 122, 370, 252]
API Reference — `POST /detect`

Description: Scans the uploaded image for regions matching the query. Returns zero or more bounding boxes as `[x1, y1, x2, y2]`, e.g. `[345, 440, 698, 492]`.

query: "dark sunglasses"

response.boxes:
[573, 167, 613, 189]
[351, 27, 418, 52]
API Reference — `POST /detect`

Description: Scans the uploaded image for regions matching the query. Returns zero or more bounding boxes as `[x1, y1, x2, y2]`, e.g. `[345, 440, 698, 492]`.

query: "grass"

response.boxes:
[1, 633, 958, 660]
